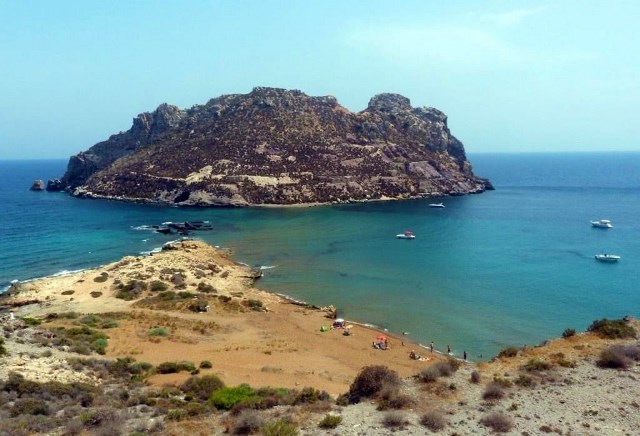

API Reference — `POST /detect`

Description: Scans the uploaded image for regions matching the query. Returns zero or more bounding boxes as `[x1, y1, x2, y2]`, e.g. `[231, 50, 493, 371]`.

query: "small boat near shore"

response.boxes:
[429, 203, 445, 208]
[595, 254, 620, 262]
[591, 219, 612, 228]
[396, 230, 415, 239]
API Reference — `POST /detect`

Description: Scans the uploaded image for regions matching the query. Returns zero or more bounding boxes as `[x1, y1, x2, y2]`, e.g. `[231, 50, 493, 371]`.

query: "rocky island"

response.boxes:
[48, 87, 492, 206]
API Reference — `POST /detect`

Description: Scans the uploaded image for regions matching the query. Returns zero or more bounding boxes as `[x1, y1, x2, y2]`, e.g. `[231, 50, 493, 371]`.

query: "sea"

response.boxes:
[1, 153, 639, 359]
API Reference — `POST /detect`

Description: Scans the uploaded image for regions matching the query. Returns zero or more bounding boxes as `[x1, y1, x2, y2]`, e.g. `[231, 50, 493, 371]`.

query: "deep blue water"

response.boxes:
[1, 153, 639, 358]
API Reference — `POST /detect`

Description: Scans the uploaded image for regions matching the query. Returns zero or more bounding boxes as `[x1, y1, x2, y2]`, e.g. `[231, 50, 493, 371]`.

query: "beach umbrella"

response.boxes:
[335, 318, 345, 323]
[376, 334, 387, 341]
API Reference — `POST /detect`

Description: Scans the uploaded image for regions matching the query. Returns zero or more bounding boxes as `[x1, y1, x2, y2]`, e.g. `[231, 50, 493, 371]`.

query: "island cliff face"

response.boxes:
[53, 87, 492, 206]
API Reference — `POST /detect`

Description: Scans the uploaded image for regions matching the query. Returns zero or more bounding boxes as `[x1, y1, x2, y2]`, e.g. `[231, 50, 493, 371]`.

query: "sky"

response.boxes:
[1, 0, 639, 159]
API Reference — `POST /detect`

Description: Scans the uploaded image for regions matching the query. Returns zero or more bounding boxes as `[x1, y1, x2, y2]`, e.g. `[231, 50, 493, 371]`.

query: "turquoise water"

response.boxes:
[1, 153, 639, 358]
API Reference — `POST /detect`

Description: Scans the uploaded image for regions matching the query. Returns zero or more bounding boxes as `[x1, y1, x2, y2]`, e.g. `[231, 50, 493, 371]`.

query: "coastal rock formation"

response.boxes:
[45, 178, 64, 191]
[57, 87, 491, 206]
[29, 180, 45, 191]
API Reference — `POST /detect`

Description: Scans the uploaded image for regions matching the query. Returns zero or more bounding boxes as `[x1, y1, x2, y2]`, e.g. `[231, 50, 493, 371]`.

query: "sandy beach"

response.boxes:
[1, 239, 441, 396]
[2, 239, 639, 435]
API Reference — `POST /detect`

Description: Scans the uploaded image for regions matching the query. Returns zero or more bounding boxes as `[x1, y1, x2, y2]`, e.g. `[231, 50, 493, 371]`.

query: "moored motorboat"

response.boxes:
[429, 203, 445, 208]
[396, 230, 415, 239]
[595, 254, 620, 262]
[591, 219, 612, 228]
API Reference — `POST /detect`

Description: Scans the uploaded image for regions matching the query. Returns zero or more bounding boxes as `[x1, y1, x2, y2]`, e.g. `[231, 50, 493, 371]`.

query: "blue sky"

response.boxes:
[1, 1, 639, 159]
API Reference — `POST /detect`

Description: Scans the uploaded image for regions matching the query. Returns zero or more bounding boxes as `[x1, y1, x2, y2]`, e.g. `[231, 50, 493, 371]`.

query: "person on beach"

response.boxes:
[430, 341, 434, 353]
[463, 350, 467, 361]
[447, 344, 451, 355]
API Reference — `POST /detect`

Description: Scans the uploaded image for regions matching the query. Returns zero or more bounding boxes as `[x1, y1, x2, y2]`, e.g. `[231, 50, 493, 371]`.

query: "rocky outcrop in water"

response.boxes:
[29, 180, 45, 191]
[56, 87, 491, 206]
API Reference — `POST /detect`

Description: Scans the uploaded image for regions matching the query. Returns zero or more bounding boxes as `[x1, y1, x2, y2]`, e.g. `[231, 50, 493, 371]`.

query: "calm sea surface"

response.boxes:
[1, 153, 639, 358]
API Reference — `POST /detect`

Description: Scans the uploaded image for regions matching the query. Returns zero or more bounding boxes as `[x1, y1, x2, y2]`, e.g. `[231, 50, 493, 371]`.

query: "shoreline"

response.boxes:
[0, 239, 443, 395]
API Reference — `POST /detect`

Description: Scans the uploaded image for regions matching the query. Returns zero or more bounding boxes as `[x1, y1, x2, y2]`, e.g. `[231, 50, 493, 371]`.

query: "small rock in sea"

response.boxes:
[30, 180, 45, 191]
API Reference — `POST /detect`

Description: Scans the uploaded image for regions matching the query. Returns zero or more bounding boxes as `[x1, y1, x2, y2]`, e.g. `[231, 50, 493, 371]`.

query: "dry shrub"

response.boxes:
[480, 412, 513, 433]
[420, 409, 447, 432]
[347, 365, 400, 404]
[434, 360, 456, 376]
[482, 381, 505, 401]
[470, 370, 481, 383]
[382, 411, 409, 429]
[180, 374, 225, 401]
[522, 358, 552, 371]
[514, 374, 536, 388]
[318, 414, 342, 429]
[497, 346, 518, 358]
[597, 345, 640, 369]
[420, 358, 460, 383]
[377, 385, 414, 410]
[229, 409, 264, 434]
[420, 366, 441, 382]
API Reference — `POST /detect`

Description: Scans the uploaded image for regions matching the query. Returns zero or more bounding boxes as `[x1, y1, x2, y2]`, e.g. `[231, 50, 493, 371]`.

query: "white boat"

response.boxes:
[595, 254, 620, 262]
[396, 230, 415, 239]
[591, 219, 612, 228]
[429, 203, 445, 208]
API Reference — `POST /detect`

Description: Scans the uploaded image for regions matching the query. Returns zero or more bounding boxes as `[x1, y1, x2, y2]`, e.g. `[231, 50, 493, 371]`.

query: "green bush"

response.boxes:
[0, 337, 7, 356]
[178, 291, 194, 299]
[156, 361, 196, 374]
[79, 314, 101, 327]
[587, 318, 636, 339]
[197, 282, 215, 293]
[115, 280, 147, 300]
[180, 374, 225, 401]
[148, 327, 170, 337]
[562, 328, 577, 338]
[91, 338, 108, 355]
[22, 317, 42, 326]
[514, 374, 536, 387]
[208, 385, 257, 410]
[166, 409, 188, 421]
[262, 419, 299, 436]
[318, 414, 342, 429]
[150, 280, 168, 292]
[347, 365, 400, 404]
[522, 358, 552, 371]
[246, 299, 264, 311]
[61, 290, 75, 295]
[159, 291, 176, 301]
[10, 398, 50, 417]
[93, 272, 109, 283]
[100, 320, 118, 329]
[199, 360, 213, 369]
[189, 300, 209, 312]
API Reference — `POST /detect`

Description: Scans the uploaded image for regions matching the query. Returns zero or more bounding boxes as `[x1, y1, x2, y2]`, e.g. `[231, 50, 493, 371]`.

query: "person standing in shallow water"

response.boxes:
[447, 345, 451, 354]
[463, 350, 467, 361]
[430, 341, 434, 353]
